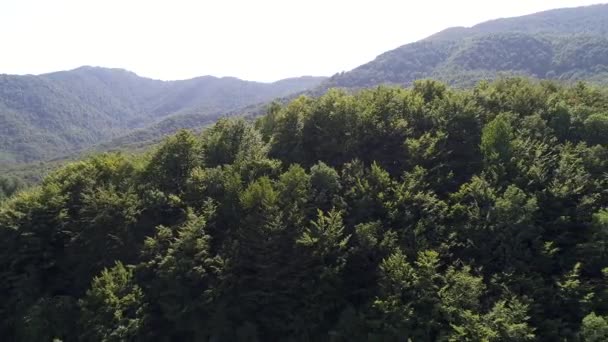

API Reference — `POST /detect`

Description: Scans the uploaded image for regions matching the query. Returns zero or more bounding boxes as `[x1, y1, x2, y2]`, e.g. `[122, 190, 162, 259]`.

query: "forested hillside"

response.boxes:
[428, 3, 608, 40]
[1, 78, 607, 341]
[0, 66, 325, 164]
[323, 4, 608, 90]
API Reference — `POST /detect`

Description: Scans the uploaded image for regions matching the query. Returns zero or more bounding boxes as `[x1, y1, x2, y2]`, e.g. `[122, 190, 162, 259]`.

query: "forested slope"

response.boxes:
[0, 67, 325, 164]
[427, 3, 608, 40]
[1, 78, 607, 341]
[322, 4, 608, 90]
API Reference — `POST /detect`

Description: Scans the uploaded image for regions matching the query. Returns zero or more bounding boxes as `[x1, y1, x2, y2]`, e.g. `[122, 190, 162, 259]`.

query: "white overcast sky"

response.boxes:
[0, 0, 604, 82]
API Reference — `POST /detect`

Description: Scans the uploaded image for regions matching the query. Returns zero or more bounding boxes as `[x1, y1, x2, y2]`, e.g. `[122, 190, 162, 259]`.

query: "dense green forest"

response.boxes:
[1, 78, 607, 341]
[0, 67, 325, 164]
[323, 4, 608, 90]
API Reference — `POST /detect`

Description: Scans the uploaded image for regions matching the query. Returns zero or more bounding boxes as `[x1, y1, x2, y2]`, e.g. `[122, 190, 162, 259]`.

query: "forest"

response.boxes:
[1, 78, 608, 341]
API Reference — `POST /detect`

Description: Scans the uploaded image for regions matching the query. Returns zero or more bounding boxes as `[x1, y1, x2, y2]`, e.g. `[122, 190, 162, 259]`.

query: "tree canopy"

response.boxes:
[1, 78, 607, 341]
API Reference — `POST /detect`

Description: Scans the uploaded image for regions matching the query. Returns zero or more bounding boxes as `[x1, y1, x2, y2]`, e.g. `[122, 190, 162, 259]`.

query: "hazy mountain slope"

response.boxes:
[92, 76, 324, 153]
[0, 67, 325, 164]
[0, 72, 138, 163]
[150, 76, 325, 117]
[323, 4, 608, 90]
[428, 3, 608, 41]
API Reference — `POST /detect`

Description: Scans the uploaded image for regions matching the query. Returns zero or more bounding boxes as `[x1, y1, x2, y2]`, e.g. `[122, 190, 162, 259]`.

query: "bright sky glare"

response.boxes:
[0, 0, 603, 82]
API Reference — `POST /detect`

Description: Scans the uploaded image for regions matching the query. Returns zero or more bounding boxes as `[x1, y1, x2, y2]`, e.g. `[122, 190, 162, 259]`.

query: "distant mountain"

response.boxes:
[0, 67, 325, 164]
[322, 4, 608, 90]
[428, 3, 608, 40]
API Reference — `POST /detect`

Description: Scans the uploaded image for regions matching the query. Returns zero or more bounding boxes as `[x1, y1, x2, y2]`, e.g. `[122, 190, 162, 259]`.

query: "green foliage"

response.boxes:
[136, 211, 224, 340]
[144, 130, 200, 194]
[79, 262, 144, 341]
[0, 175, 24, 201]
[202, 118, 266, 167]
[481, 113, 514, 163]
[583, 113, 608, 146]
[297, 209, 350, 256]
[1, 79, 607, 340]
[372, 250, 534, 341]
[580, 312, 608, 342]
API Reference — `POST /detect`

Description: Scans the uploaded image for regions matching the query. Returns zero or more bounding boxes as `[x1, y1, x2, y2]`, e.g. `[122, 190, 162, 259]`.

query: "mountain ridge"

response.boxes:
[4, 65, 324, 85]
[426, 3, 608, 41]
[321, 3, 608, 90]
[0, 67, 326, 164]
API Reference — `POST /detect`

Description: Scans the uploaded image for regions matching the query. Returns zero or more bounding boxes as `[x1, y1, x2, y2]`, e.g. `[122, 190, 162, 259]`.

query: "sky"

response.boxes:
[0, 0, 604, 82]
